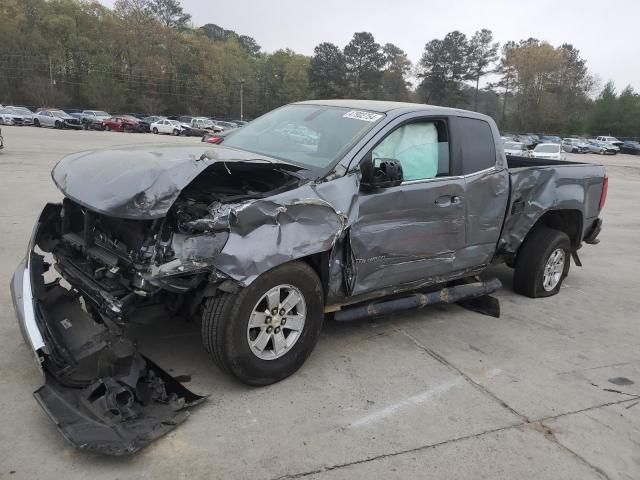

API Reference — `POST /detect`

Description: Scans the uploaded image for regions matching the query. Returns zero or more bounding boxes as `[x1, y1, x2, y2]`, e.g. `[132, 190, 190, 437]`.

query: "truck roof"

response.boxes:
[295, 99, 488, 120]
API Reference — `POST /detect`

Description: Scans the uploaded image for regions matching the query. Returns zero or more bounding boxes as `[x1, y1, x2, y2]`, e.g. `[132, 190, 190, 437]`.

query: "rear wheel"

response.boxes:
[513, 227, 571, 298]
[152, 127, 158, 134]
[33, 118, 40, 127]
[105, 125, 111, 131]
[201, 261, 324, 385]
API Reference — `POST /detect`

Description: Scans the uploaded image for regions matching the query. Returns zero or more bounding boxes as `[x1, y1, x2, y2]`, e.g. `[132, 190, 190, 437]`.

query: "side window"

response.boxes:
[371, 120, 450, 181]
[459, 117, 496, 175]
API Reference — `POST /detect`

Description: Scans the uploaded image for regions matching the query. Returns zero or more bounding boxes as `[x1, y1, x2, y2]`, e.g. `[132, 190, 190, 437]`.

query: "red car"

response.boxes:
[102, 115, 141, 132]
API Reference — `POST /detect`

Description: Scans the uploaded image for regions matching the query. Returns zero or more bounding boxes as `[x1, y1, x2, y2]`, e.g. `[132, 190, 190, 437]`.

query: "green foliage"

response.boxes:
[0, 0, 637, 135]
[308, 42, 346, 99]
[343, 32, 384, 98]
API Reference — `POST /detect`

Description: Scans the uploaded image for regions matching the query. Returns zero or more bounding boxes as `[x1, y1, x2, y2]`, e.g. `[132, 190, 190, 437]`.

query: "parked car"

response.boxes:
[78, 110, 110, 130]
[540, 135, 562, 144]
[586, 140, 618, 155]
[531, 142, 566, 160]
[232, 120, 248, 126]
[181, 117, 221, 136]
[11, 100, 607, 454]
[32, 109, 82, 129]
[0, 107, 21, 125]
[102, 115, 142, 132]
[562, 138, 589, 153]
[6, 106, 34, 125]
[201, 129, 235, 144]
[514, 134, 536, 149]
[150, 118, 185, 135]
[211, 120, 239, 131]
[596, 136, 623, 147]
[620, 141, 640, 155]
[503, 141, 531, 157]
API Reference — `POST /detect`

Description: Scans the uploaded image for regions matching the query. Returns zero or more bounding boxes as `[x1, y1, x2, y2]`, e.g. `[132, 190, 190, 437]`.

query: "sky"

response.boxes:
[98, 0, 639, 92]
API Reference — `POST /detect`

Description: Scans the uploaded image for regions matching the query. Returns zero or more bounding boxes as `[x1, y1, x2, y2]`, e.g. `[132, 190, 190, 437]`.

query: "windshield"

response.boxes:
[169, 120, 181, 126]
[0, 108, 10, 114]
[222, 104, 385, 170]
[50, 110, 66, 117]
[93, 111, 109, 117]
[504, 142, 524, 150]
[534, 144, 560, 153]
[11, 107, 31, 114]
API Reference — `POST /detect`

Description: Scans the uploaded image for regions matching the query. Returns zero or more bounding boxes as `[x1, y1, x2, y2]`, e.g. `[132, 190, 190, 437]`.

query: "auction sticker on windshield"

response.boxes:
[343, 110, 384, 122]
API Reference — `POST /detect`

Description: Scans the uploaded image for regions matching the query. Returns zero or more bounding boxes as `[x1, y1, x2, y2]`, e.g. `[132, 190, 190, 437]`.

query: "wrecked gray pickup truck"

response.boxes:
[11, 100, 607, 454]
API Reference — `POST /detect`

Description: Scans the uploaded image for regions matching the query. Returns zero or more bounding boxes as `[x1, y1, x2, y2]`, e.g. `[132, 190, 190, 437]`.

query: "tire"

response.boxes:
[513, 227, 571, 298]
[34, 118, 40, 127]
[172, 129, 179, 136]
[152, 127, 158, 134]
[55, 120, 62, 129]
[105, 125, 111, 131]
[83, 123, 88, 130]
[201, 261, 324, 386]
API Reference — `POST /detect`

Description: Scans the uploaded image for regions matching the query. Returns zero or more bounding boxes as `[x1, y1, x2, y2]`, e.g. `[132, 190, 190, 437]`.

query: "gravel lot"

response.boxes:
[0, 125, 638, 480]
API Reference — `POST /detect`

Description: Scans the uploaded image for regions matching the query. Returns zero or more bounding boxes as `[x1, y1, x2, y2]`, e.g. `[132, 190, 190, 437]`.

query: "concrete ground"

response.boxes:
[0, 125, 638, 480]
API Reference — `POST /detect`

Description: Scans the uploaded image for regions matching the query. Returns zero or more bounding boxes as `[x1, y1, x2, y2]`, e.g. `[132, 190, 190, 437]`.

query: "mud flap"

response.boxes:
[34, 356, 205, 455]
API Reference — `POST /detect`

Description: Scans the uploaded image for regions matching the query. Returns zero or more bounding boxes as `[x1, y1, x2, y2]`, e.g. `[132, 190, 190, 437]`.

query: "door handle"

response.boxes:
[435, 195, 462, 207]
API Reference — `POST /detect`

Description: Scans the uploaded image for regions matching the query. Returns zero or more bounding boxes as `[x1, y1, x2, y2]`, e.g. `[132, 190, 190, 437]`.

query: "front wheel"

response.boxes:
[55, 120, 62, 129]
[152, 127, 158, 134]
[33, 119, 40, 127]
[201, 261, 324, 385]
[513, 227, 571, 298]
[172, 129, 179, 136]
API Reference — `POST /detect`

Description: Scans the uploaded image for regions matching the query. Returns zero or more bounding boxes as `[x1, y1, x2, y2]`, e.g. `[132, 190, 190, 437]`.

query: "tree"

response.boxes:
[343, 32, 384, 98]
[145, 0, 191, 29]
[418, 31, 470, 106]
[308, 42, 346, 98]
[466, 29, 499, 110]
[380, 43, 411, 101]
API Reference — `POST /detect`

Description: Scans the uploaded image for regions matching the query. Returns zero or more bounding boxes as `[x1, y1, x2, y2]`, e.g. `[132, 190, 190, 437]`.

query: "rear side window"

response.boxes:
[459, 117, 496, 175]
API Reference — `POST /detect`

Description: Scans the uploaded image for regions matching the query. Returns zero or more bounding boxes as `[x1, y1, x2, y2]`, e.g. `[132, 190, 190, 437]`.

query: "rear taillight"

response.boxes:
[599, 176, 608, 211]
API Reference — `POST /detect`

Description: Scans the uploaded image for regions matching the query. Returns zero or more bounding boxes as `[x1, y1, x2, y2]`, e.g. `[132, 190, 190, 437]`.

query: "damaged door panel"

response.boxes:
[11, 100, 607, 454]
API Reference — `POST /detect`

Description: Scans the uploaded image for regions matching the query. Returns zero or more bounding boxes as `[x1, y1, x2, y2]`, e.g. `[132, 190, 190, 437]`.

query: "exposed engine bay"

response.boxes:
[16, 154, 312, 454]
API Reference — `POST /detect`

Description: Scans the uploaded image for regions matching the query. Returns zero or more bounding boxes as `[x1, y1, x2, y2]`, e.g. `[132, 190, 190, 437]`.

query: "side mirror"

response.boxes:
[361, 157, 404, 190]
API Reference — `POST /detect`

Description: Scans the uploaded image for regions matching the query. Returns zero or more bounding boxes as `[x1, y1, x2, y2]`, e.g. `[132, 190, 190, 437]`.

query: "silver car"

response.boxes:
[32, 109, 82, 129]
[6, 106, 34, 125]
[0, 107, 27, 126]
[503, 141, 531, 157]
[561, 138, 589, 153]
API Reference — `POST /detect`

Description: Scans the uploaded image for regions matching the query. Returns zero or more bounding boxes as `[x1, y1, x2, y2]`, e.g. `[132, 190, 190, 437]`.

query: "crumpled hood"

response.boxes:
[52, 145, 294, 219]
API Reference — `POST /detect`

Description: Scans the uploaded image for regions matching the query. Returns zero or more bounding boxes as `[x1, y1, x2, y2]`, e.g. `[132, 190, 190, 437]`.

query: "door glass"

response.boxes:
[371, 120, 449, 181]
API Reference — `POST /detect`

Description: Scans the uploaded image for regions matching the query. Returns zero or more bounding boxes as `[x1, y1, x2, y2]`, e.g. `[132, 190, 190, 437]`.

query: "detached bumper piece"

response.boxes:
[34, 356, 205, 455]
[11, 203, 206, 455]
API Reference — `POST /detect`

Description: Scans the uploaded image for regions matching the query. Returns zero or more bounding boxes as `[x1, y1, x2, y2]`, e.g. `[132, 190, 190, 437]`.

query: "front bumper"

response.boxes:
[10, 204, 206, 455]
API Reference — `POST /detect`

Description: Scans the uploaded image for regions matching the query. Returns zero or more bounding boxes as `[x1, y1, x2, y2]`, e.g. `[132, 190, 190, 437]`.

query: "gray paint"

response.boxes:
[500, 162, 607, 254]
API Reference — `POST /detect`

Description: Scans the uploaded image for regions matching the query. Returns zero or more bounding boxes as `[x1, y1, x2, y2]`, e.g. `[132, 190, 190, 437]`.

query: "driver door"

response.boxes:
[348, 117, 466, 295]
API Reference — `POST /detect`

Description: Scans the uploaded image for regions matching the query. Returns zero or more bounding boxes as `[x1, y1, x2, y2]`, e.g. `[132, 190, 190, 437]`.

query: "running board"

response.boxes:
[334, 278, 502, 322]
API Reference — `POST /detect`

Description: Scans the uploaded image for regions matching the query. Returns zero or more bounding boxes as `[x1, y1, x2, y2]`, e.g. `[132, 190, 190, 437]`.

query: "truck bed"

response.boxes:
[498, 155, 606, 255]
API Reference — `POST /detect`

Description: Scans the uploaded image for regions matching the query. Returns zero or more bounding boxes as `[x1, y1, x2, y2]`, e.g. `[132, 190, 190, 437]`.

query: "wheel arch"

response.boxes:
[529, 209, 583, 248]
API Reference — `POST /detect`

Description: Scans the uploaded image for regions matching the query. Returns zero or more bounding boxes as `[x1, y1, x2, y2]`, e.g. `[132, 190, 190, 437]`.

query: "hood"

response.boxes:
[52, 145, 300, 219]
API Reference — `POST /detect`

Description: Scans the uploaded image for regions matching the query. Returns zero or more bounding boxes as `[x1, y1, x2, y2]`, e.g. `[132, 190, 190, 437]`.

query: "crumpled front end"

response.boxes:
[10, 204, 205, 455]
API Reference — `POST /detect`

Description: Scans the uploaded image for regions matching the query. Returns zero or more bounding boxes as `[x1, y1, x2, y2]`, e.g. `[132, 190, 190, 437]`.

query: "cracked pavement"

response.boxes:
[0, 126, 638, 479]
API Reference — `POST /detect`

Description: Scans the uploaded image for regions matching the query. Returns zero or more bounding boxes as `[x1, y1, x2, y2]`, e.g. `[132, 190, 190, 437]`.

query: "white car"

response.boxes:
[150, 119, 184, 135]
[531, 143, 566, 161]
[503, 141, 530, 157]
[596, 136, 623, 147]
[0, 107, 26, 125]
[6, 106, 34, 125]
